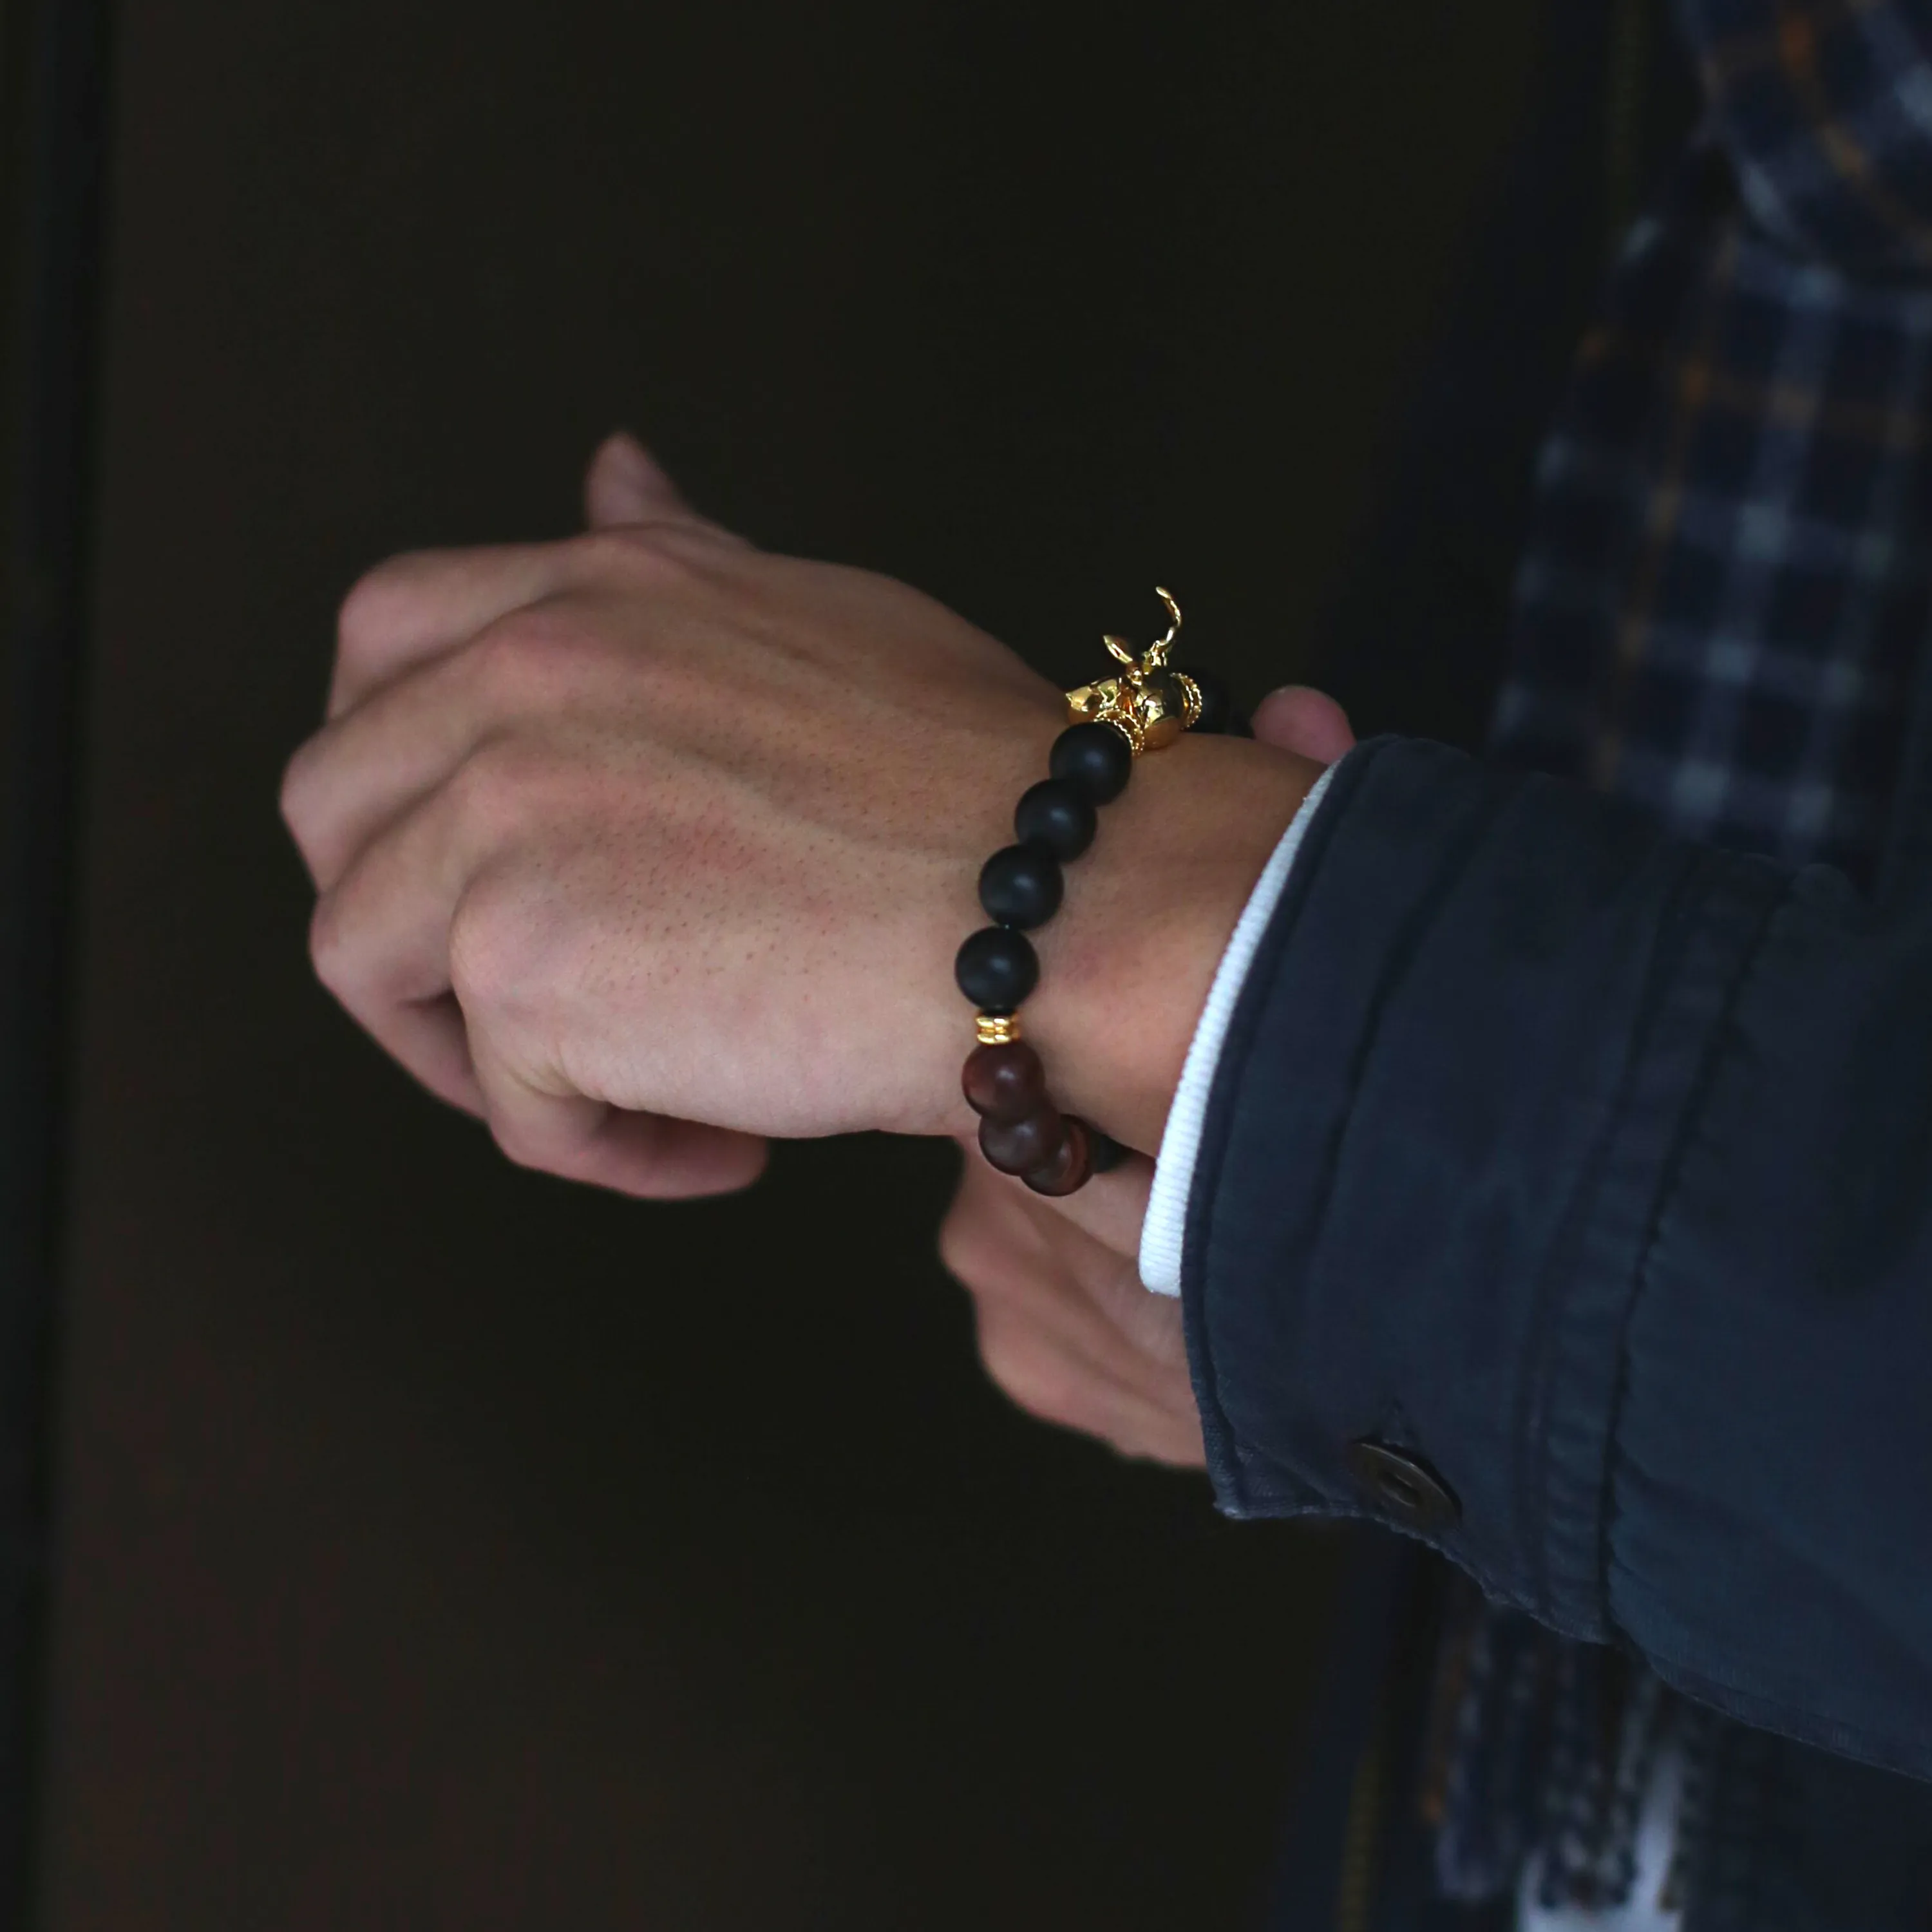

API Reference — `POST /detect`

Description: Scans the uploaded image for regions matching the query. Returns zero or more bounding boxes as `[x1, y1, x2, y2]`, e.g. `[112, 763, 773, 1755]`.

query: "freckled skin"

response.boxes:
[283, 433, 1331, 1461]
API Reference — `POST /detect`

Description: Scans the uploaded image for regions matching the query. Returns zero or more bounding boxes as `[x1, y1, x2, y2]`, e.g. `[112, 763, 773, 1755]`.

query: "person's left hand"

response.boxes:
[280, 435, 1318, 1198]
[941, 1145, 1202, 1466]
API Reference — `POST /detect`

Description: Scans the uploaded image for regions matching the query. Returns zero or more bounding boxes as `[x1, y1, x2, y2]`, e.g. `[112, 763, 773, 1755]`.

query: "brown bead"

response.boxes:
[1024, 1116, 1093, 1197]
[962, 1041, 1048, 1124]
[980, 1105, 1065, 1177]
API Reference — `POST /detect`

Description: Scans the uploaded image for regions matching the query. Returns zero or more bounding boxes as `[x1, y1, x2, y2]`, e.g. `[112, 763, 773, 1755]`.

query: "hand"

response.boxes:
[942, 1150, 1202, 1466]
[940, 687, 1355, 1463]
[281, 435, 1321, 1197]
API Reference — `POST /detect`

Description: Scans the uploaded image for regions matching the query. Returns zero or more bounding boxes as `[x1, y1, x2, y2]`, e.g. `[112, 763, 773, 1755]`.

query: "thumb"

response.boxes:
[1249, 684, 1356, 766]
[584, 430, 726, 534]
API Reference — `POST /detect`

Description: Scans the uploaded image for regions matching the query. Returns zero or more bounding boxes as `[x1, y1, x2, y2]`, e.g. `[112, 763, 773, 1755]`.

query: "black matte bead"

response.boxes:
[978, 843, 1063, 929]
[1049, 722, 1133, 804]
[1176, 665, 1231, 735]
[1088, 1128, 1130, 1174]
[954, 925, 1039, 1010]
[1014, 777, 1097, 861]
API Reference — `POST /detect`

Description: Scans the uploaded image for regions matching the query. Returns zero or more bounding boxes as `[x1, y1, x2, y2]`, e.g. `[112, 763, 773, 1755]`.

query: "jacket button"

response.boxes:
[1347, 1440, 1460, 1531]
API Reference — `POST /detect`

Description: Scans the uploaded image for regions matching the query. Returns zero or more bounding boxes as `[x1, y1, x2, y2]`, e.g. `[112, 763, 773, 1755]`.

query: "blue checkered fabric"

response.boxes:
[1491, 1, 1932, 886]
[1430, 0, 1932, 1911]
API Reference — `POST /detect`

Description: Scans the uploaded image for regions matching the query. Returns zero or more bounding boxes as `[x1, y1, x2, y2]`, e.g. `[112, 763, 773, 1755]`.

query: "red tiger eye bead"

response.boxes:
[962, 1041, 1048, 1123]
[979, 1105, 1065, 1177]
[1023, 1115, 1093, 1197]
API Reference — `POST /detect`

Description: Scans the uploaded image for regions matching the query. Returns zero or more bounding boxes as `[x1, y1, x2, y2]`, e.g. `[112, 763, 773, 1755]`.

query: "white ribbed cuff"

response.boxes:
[1138, 761, 1340, 1296]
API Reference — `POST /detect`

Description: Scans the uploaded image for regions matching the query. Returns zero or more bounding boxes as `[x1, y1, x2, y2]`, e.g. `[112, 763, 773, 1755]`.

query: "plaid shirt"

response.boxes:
[1432, 0, 1932, 1910]
[1493, 0, 1932, 880]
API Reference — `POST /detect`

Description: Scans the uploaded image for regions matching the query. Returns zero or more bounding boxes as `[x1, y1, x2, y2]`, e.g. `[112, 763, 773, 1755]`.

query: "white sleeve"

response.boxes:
[1138, 760, 1342, 1296]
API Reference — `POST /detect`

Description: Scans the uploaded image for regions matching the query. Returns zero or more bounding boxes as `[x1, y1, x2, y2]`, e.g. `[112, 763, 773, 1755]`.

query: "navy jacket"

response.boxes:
[1189, 737, 1932, 1921]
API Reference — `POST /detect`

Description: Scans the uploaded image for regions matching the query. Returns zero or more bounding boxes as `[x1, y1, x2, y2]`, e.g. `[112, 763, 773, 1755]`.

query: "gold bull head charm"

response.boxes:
[1064, 586, 1205, 755]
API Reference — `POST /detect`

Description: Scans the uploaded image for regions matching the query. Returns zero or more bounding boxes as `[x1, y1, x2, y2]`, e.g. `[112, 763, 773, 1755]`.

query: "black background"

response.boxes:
[33, 1, 1538, 1924]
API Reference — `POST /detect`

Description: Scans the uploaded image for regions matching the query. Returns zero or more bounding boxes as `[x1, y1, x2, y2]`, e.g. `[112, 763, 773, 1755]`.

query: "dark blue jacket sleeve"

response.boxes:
[1184, 735, 1932, 1781]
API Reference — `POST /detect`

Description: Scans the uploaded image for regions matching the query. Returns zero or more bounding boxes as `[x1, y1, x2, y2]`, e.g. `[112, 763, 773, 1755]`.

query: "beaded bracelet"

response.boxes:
[953, 589, 1243, 1196]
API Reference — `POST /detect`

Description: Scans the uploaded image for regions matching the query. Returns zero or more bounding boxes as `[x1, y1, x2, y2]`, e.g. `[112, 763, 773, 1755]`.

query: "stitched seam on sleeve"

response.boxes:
[1591, 863, 1795, 1619]
[1510, 842, 1721, 1624]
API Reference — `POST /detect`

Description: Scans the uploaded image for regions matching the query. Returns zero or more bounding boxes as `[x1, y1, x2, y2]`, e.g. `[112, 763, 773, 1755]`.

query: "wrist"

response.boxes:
[1021, 735, 1321, 1155]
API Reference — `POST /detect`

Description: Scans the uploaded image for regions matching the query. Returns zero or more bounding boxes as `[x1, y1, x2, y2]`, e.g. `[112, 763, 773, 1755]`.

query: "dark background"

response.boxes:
[19, 1, 1542, 1925]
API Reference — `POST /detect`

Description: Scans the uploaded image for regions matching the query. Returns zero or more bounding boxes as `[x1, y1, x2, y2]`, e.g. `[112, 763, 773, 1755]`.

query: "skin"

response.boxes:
[936, 683, 1354, 1470]
[282, 433, 1352, 1470]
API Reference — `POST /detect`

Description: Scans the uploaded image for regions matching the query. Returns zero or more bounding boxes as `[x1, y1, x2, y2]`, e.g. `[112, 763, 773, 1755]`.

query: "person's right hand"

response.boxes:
[282, 434, 1322, 1198]
[939, 684, 1355, 1461]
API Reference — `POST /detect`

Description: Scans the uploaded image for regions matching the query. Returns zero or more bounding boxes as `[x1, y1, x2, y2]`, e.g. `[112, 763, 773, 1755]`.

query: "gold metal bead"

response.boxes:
[1137, 674, 1188, 751]
[1063, 588, 1195, 755]
[1065, 680, 1146, 754]
[975, 1012, 1023, 1046]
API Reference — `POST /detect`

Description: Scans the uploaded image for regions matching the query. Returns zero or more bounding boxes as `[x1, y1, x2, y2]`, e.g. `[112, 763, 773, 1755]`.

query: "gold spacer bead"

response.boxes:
[1174, 672, 1204, 731]
[975, 1012, 1023, 1046]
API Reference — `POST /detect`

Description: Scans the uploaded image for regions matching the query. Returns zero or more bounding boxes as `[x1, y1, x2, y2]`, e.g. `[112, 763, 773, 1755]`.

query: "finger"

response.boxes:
[583, 431, 748, 547]
[585, 430, 689, 528]
[971, 1295, 1205, 1466]
[1036, 1201, 1195, 1394]
[308, 786, 481, 1110]
[316, 792, 766, 1196]
[298, 513, 750, 891]
[343, 991, 484, 1117]
[942, 1155, 1175, 1401]
[1031, 1148, 1153, 1255]
[285, 633, 513, 892]
[948, 1131, 1153, 1258]
[469, 1030, 769, 1199]
[1251, 684, 1356, 765]
[329, 542, 580, 719]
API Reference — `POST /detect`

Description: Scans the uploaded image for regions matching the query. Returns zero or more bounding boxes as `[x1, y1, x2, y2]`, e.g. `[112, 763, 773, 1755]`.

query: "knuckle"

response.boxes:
[466, 603, 623, 714]
[464, 616, 552, 706]
[448, 871, 568, 1031]
[307, 891, 357, 999]
[445, 734, 545, 841]
[277, 743, 319, 842]
[278, 738, 352, 879]
[446, 878, 522, 1016]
